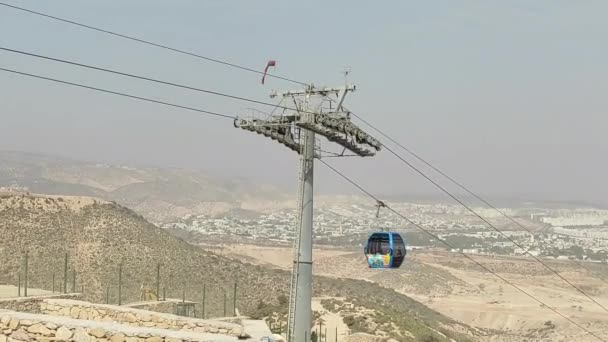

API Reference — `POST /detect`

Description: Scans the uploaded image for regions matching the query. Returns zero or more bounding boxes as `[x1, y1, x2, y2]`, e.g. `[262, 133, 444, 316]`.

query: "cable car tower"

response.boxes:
[234, 81, 381, 342]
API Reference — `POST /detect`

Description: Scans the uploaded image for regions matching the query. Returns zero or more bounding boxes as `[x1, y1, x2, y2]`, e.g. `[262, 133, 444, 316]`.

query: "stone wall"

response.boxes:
[41, 300, 245, 338]
[0, 310, 239, 342]
[123, 301, 181, 316]
[0, 294, 82, 314]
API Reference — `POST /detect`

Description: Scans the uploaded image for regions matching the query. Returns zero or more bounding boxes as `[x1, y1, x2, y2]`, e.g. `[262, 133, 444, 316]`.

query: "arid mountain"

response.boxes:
[0, 193, 478, 341]
[0, 150, 292, 222]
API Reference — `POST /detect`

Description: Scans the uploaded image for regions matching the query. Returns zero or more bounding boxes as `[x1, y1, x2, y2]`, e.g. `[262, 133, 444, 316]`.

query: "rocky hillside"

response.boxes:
[0, 193, 478, 341]
[0, 150, 292, 222]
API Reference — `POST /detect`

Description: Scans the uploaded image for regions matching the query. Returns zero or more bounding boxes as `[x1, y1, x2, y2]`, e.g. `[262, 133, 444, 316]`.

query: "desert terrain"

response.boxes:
[1, 193, 478, 342]
[207, 243, 608, 341]
[2, 153, 607, 341]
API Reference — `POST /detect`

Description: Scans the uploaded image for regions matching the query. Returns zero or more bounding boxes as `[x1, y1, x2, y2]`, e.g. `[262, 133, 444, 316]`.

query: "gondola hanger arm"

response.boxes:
[375, 200, 386, 219]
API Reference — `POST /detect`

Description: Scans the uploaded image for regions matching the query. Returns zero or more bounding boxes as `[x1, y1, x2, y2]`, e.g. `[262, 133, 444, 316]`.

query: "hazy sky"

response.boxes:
[0, 1, 606, 205]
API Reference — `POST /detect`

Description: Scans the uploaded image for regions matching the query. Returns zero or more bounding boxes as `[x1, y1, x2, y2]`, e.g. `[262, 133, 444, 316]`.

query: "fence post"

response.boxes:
[17, 273, 21, 297]
[81, 285, 85, 294]
[52, 273, 55, 293]
[182, 287, 186, 303]
[118, 263, 122, 306]
[63, 253, 68, 294]
[106, 286, 109, 304]
[24, 250, 29, 297]
[72, 270, 76, 293]
[156, 263, 160, 299]
[202, 283, 206, 319]
[163, 286, 166, 301]
[233, 280, 237, 316]
[318, 321, 322, 342]
[223, 291, 227, 317]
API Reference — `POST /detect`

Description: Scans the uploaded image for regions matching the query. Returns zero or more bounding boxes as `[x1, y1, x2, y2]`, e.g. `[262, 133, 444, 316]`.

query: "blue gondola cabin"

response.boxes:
[364, 232, 406, 268]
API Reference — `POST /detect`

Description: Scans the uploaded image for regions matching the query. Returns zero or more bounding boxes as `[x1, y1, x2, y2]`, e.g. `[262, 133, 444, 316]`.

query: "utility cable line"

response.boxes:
[0, 67, 236, 120]
[319, 159, 607, 342]
[0, 46, 315, 116]
[0, 2, 307, 86]
[3, 63, 605, 341]
[0, 65, 352, 161]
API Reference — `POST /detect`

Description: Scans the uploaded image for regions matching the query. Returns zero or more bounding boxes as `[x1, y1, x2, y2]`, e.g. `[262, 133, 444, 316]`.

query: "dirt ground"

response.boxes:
[0, 285, 53, 298]
[210, 243, 608, 342]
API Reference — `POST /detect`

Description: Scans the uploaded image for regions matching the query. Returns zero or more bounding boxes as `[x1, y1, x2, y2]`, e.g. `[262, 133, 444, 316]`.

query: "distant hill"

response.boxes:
[0, 150, 292, 223]
[0, 193, 478, 341]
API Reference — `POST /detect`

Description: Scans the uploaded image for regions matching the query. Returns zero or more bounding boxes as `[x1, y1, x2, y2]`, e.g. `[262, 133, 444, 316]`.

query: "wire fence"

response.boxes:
[2, 250, 350, 341]
[2, 250, 240, 320]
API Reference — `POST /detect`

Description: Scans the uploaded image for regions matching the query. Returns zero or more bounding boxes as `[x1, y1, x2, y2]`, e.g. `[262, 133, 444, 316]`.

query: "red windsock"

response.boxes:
[261, 60, 276, 84]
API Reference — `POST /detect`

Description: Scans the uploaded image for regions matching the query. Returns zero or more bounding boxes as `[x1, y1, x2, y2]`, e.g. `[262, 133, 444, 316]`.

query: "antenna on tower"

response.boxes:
[342, 66, 352, 85]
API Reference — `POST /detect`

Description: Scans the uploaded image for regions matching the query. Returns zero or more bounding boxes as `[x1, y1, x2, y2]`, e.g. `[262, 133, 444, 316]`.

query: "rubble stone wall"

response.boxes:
[40, 300, 244, 338]
[0, 310, 238, 342]
[0, 294, 82, 314]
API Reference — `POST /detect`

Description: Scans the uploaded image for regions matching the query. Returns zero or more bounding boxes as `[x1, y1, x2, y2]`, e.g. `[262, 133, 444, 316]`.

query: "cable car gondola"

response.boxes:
[363, 201, 407, 269]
